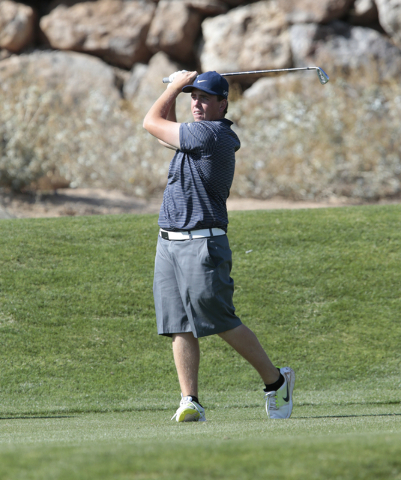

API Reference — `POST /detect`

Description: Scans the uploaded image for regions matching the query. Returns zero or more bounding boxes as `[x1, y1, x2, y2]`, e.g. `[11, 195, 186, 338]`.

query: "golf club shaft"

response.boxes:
[162, 67, 329, 84]
[220, 66, 321, 77]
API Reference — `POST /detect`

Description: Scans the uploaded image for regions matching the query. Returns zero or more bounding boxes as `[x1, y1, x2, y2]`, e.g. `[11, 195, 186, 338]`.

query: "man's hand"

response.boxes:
[168, 71, 198, 92]
[166, 70, 188, 88]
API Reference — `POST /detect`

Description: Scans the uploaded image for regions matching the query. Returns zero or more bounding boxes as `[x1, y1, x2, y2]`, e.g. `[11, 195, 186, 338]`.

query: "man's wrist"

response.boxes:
[164, 86, 181, 100]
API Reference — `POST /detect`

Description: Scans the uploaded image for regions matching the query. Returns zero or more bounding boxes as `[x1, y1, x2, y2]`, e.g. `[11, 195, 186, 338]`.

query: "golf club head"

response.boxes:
[316, 68, 329, 85]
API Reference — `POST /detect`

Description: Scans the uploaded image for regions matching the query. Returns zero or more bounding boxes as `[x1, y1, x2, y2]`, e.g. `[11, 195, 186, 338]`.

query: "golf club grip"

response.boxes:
[162, 77, 171, 83]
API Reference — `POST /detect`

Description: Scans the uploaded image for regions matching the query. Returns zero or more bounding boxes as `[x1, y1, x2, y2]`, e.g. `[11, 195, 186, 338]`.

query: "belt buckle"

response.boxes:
[161, 230, 169, 240]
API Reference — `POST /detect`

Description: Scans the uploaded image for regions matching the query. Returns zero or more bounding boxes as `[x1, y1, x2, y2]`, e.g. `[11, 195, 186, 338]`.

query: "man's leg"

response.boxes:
[219, 324, 295, 419]
[171, 332, 205, 422]
[172, 332, 200, 397]
[218, 324, 280, 385]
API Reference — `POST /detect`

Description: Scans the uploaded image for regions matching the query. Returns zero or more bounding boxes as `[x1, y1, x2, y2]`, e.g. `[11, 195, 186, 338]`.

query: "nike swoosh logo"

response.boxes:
[197, 80, 207, 83]
[283, 383, 290, 402]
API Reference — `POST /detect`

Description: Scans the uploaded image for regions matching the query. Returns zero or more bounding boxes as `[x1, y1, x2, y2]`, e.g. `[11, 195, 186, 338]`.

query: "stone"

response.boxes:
[0, 49, 12, 60]
[348, 0, 379, 25]
[184, 0, 228, 16]
[376, 0, 401, 49]
[40, 0, 155, 69]
[243, 74, 317, 102]
[0, 205, 15, 219]
[277, 0, 354, 24]
[220, 0, 249, 5]
[0, 50, 124, 192]
[200, 1, 291, 75]
[125, 51, 190, 117]
[0, 50, 120, 103]
[290, 21, 401, 82]
[146, 0, 203, 62]
[0, 0, 36, 52]
[124, 63, 149, 101]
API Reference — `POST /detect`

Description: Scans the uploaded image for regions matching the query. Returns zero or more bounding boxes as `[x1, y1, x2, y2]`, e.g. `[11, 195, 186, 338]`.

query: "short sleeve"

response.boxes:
[179, 122, 217, 158]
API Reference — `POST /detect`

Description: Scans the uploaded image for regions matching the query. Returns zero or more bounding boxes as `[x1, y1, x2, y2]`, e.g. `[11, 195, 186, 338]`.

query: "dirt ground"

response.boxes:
[0, 188, 399, 220]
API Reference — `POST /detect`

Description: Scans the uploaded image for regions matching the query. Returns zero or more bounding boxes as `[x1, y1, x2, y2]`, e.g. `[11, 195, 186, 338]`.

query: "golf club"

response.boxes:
[163, 67, 329, 85]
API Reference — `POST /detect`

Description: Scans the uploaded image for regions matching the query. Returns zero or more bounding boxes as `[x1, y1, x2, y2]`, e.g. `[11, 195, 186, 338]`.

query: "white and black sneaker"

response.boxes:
[264, 367, 295, 419]
[171, 395, 206, 422]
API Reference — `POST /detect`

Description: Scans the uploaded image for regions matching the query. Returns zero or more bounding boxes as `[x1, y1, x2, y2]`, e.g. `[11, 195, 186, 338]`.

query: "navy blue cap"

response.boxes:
[182, 71, 229, 99]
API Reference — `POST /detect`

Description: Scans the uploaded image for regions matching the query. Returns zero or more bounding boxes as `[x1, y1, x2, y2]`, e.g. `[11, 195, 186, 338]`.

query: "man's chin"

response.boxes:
[193, 113, 204, 122]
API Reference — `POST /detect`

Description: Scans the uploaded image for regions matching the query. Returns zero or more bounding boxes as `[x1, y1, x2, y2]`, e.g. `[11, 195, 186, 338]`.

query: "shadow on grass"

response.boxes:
[296, 413, 401, 419]
[0, 416, 76, 421]
[0, 406, 173, 419]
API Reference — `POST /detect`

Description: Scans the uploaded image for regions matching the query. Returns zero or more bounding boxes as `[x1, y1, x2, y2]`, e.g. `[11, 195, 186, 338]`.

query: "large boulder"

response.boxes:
[40, 0, 155, 69]
[0, 50, 120, 103]
[277, 0, 354, 23]
[227, 73, 401, 202]
[376, 0, 401, 49]
[290, 21, 401, 82]
[0, 48, 177, 196]
[0, 50, 124, 190]
[0, 0, 36, 52]
[200, 1, 291, 75]
[146, 0, 203, 63]
[125, 51, 191, 120]
[242, 74, 327, 105]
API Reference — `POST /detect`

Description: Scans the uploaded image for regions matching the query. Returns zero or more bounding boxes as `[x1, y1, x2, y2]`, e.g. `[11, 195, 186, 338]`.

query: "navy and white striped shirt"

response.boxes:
[158, 118, 240, 232]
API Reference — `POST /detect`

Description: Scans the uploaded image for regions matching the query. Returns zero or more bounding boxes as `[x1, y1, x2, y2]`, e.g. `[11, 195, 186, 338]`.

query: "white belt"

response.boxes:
[159, 228, 225, 241]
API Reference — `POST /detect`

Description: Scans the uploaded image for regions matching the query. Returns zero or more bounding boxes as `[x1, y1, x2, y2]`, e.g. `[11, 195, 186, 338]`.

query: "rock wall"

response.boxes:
[2, 0, 401, 74]
[1, 0, 401, 200]
[2, 0, 401, 96]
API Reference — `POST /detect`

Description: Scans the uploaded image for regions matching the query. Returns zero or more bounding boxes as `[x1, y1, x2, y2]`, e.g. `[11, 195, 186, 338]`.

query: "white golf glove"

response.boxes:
[167, 70, 187, 87]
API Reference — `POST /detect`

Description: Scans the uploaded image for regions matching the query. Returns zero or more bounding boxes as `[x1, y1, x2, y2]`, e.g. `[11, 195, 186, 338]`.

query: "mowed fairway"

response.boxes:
[0, 205, 400, 479]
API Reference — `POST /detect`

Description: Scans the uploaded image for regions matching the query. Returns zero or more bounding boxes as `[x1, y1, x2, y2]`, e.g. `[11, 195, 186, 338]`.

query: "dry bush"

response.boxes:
[0, 77, 172, 198]
[1, 67, 401, 202]
[230, 70, 401, 201]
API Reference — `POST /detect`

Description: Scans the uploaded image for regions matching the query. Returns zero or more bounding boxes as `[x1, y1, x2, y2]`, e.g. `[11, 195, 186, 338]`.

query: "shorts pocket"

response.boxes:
[205, 236, 232, 269]
[198, 238, 217, 268]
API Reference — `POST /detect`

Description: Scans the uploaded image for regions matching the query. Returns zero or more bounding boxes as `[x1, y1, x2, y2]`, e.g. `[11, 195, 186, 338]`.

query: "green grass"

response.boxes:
[1, 406, 401, 479]
[1, 205, 401, 479]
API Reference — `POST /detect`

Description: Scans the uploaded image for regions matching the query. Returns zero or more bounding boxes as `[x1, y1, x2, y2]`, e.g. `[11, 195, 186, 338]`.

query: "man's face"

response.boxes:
[190, 88, 227, 122]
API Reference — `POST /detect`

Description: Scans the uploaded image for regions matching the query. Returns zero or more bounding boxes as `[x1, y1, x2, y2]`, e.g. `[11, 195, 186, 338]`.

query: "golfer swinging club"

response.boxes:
[143, 70, 295, 422]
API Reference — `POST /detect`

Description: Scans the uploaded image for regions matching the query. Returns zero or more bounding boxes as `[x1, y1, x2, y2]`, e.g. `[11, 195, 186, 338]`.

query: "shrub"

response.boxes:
[231, 74, 401, 201]
[1, 69, 400, 202]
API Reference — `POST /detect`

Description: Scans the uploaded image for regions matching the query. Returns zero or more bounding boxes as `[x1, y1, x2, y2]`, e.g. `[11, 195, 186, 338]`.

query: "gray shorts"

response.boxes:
[153, 234, 242, 338]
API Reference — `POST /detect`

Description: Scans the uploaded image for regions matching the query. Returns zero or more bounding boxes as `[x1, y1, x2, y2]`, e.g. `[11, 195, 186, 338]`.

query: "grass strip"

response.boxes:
[0, 205, 400, 415]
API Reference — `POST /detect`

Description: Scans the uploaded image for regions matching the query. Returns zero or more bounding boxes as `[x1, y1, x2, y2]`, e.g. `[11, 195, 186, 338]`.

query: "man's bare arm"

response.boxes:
[158, 97, 178, 150]
[143, 71, 197, 149]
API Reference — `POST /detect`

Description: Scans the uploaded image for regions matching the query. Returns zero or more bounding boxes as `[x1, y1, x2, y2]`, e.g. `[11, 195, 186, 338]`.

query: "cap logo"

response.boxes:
[182, 71, 229, 98]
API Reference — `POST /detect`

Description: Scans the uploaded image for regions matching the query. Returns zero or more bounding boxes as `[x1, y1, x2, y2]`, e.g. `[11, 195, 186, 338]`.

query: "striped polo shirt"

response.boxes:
[158, 118, 240, 232]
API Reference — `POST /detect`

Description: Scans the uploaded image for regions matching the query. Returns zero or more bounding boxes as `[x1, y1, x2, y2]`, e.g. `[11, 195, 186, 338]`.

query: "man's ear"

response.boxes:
[219, 99, 228, 112]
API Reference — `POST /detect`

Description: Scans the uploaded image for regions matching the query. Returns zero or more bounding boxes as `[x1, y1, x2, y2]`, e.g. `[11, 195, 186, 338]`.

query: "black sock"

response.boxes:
[264, 373, 285, 393]
[189, 395, 201, 406]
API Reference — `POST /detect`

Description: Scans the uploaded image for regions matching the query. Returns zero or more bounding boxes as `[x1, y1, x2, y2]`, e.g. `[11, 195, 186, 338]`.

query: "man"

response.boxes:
[143, 70, 295, 422]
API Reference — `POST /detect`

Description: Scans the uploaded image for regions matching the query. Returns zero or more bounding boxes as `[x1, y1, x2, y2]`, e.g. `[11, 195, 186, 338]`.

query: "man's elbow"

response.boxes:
[144, 110, 158, 132]
[143, 116, 151, 132]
